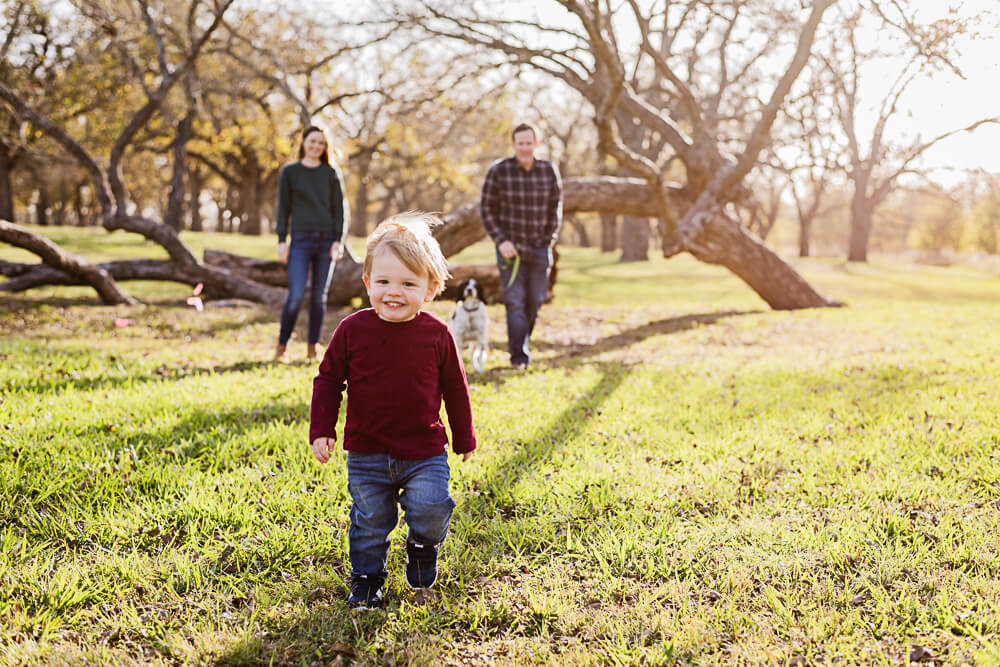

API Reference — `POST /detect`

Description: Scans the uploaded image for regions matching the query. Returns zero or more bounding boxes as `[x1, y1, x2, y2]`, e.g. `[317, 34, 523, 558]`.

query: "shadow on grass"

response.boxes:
[539, 309, 760, 366]
[466, 360, 629, 505]
[461, 309, 757, 391]
[9, 354, 298, 397]
[212, 362, 630, 665]
[71, 401, 306, 469]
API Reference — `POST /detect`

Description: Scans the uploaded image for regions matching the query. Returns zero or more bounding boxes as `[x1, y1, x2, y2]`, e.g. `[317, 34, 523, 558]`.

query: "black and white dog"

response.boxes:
[449, 278, 489, 373]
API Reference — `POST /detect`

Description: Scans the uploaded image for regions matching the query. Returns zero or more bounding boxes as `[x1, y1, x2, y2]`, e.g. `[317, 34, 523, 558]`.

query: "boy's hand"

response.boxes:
[311, 437, 335, 463]
[461, 451, 474, 462]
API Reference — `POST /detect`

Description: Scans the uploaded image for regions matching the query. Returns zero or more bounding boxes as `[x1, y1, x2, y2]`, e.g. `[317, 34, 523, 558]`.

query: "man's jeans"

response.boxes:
[497, 246, 552, 366]
[278, 231, 336, 345]
[346, 452, 456, 577]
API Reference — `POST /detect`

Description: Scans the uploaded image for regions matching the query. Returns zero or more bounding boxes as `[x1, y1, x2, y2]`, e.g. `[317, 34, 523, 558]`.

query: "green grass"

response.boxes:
[2, 228, 1000, 665]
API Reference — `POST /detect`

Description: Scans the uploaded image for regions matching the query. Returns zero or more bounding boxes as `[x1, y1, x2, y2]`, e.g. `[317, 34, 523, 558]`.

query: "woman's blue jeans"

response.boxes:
[278, 232, 336, 345]
[346, 452, 456, 577]
[497, 246, 552, 367]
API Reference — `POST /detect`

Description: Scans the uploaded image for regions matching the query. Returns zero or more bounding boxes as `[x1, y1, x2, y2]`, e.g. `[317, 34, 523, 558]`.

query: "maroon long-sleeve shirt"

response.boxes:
[310, 309, 477, 459]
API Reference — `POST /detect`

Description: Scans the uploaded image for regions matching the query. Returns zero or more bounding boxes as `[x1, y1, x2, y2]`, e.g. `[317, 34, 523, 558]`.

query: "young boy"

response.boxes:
[310, 212, 477, 610]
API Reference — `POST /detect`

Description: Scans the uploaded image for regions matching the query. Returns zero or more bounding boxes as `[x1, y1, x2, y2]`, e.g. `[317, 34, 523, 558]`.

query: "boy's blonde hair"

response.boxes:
[364, 212, 451, 297]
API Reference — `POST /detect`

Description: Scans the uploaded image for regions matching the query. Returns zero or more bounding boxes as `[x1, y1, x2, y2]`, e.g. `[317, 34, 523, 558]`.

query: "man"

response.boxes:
[480, 123, 563, 370]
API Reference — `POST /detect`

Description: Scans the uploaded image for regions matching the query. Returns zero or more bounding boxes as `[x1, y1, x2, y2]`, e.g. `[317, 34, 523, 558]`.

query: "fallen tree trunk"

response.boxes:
[0, 255, 286, 306]
[3, 177, 836, 310]
[202, 250, 558, 305]
[203, 250, 507, 303]
[688, 212, 842, 309]
[434, 177, 679, 256]
[0, 219, 137, 305]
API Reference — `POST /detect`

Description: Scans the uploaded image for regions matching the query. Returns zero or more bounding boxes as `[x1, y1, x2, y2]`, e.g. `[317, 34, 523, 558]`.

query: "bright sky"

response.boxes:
[895, 0, 1000, 179]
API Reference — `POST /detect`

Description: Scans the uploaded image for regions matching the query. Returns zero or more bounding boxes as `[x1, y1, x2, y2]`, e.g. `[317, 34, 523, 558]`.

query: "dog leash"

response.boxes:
[503, 254, 520, 289]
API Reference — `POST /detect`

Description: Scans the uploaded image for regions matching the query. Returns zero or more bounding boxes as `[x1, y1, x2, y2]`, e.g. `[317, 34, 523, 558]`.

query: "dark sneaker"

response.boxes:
[348, 573, 385, 610]
[405, 540, 439, 589]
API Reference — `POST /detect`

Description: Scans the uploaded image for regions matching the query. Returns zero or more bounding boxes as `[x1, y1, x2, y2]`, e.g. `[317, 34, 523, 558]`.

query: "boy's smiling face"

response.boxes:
[363, 246, 437, 322]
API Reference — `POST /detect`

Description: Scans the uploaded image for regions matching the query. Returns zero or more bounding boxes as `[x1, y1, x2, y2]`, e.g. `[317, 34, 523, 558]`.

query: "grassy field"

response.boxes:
[2, 227, 1000, 665]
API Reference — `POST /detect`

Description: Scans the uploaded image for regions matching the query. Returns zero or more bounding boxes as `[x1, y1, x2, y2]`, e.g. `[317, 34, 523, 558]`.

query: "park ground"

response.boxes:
[1, 229, 1000, 665]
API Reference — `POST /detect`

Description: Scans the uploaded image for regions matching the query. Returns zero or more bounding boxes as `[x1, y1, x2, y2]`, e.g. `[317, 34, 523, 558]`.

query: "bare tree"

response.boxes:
[402, 0, 842, 309]
[0, 0, 289, 305]
[826, 3, 999, 262]
[766, 77, 845, 257]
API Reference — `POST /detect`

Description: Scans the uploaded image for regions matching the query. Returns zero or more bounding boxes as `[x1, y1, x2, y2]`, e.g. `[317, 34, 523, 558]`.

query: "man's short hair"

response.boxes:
[364, 212, 451, 297]
[511, 123, 538, 142]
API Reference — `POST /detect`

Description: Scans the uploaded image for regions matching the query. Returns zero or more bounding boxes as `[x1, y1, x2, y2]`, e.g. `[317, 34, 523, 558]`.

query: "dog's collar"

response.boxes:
[462, 301, 483, 312]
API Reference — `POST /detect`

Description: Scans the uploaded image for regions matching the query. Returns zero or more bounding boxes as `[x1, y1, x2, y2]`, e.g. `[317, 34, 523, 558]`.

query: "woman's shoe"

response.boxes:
[274, 344, 288, 362]
[306, 343, 319, 360]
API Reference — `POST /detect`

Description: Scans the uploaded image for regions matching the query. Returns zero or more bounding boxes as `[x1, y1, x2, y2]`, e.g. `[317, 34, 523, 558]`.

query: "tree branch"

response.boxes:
[0, 219, 137, 304]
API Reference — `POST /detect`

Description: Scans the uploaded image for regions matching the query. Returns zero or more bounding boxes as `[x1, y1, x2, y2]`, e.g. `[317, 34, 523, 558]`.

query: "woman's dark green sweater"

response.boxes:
[275, 161, 346, 243]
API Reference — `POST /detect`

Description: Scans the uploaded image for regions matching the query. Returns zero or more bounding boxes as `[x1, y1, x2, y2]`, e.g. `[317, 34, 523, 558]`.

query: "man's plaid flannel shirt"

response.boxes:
[480, 157, 563, 250]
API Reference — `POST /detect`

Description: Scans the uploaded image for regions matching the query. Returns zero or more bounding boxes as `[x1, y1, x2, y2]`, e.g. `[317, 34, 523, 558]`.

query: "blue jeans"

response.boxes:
[497, 246, 552, 366]
[278, 232, 336, 345]
[346, 452, 456, 577]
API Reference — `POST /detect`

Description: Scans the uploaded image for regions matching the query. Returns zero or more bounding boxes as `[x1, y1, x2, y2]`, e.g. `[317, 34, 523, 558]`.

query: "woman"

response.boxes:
[274, 126, 349, 362]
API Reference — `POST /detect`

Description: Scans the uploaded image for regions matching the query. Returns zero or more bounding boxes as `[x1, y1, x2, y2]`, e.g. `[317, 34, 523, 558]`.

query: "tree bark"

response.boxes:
[0, 140, 15, 222]
[687, 213, 841, 309]
[53, 178, 69, 226]
[351, 155, 370, 237]
[189, 167, 204, 232]
[0, 219, 137, 304]
[203, 250, 514, 304]
[164, 111, 194, 231]
[848, 190, 872, 262]
[600, 213, 618, 252]
[798, 217, 812, 257]
[1, 254, 286, 305]
[203, 249, 288, 286]
[35, 186, 49, 226]
[6, 176, 837, 310]
[565, 215, 591, 247]
[620, 216, 650, 261]
[238, 154, 262, 235]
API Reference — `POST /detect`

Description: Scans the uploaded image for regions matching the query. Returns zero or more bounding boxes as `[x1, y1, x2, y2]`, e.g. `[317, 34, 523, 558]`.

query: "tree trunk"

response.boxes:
[53, 178, 68, 226]
[0, 219, 137, 304]
[201, 248, 558, 306]
[798, 216, 811, 257]
[0, 140, 14, 222]
[165, 112, 194, 231]
[239, 157, 262, 235]
[351, 156, 370, 236]
[565, 215, 590, 247]
[189, 167, 204, 232]
[600, 213, 618, 251]
[686, 213, 840, 309]
[1, 254, 286, 306]
[848, 191, 872, 262]
[6, 177, 839, 311]
[35, 186, 49, 226]
[620, 216, 649, 261]
[73, 183, 88, 226]
[223, 186, 237, 233]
